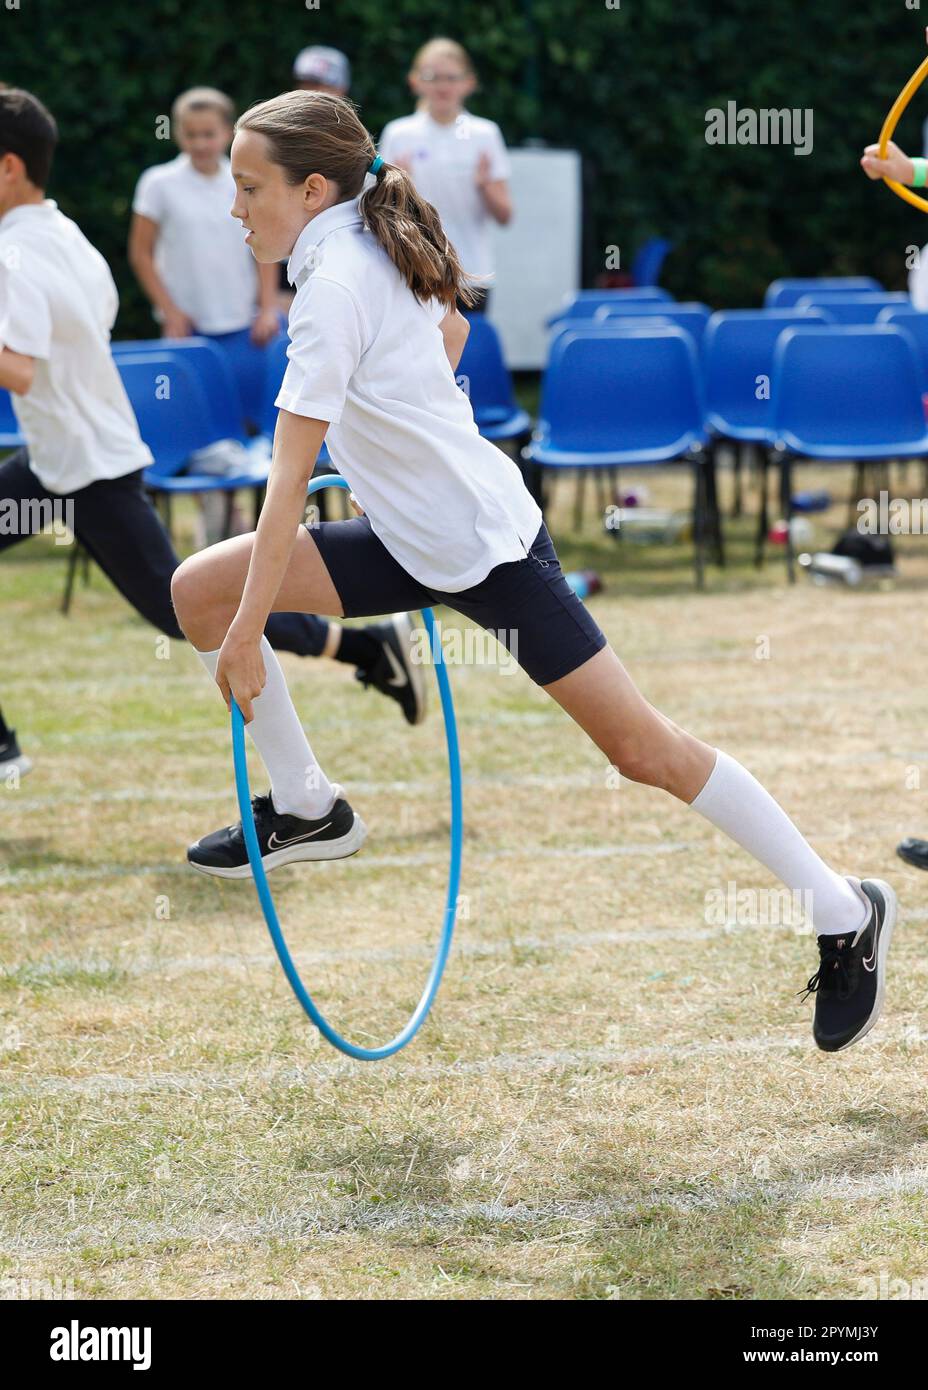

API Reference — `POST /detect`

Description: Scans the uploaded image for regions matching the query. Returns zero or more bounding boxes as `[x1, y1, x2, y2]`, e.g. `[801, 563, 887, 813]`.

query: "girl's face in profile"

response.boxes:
[230, 128, 319, 265]
[177, 111, 231, 173]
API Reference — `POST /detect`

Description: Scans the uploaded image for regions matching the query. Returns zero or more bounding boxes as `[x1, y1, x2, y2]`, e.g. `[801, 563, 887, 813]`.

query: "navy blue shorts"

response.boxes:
[306, 515, 608, 687]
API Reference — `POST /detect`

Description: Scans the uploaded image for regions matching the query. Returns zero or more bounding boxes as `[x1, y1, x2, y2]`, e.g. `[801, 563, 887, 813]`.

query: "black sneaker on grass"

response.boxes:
[187, 785, 366, 880]
[355, 612, 426, 726]
[801, 877, 897, 1053]
[0, 726, 32, 781]
[896, 837, 928, 871]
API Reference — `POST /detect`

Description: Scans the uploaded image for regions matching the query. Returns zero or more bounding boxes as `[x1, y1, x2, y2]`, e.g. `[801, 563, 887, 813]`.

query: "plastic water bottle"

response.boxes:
[565, 570, 603, 600]
[797, 552, 863, 586]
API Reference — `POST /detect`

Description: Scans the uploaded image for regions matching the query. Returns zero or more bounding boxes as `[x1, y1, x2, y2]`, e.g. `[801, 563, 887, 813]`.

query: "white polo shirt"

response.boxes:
[275, 196, 541, 592]
[0, 201, 152, 494]
[132, 154, 257, 334]
[378, 110, 510, 282]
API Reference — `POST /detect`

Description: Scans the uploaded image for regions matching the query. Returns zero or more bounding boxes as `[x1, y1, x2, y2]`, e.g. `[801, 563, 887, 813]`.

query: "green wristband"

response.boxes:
[913, 158, 928, 188]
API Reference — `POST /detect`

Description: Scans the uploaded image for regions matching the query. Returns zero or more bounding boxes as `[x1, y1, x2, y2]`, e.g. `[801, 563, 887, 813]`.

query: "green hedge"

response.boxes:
[2, 0, 926, 333]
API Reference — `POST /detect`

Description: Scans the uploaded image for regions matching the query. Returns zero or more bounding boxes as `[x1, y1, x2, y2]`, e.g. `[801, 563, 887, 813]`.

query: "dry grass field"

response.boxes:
[3, 455, 928, 1300]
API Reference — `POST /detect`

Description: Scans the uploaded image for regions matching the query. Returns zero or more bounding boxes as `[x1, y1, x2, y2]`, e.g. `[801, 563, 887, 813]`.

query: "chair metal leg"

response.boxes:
[222, 489, 235, 541]
[732, 441, 744, 518]
[754, 448, 770, 568]
[781, 454, 795, 584]
[573, 470, 586, 532]
[706, 442, 726, 566]
[693, 453, 707, 590]
[848, 462, 865, 529]
[61, 542, 80, 615]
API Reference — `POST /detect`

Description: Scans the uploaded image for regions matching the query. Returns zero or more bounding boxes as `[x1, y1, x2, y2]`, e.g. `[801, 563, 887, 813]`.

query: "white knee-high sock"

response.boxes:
[689, 749, 870, 936]
[196, 638, 336, 819]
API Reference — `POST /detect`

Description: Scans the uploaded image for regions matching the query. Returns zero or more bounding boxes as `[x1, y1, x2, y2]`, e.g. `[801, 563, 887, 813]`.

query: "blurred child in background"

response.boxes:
[379, 38, 512, 314]
[129, 87, 281, 542]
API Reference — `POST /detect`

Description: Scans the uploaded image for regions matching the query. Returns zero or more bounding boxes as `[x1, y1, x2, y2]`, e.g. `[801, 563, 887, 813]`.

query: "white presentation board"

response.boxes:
[487, 146, 582, 370]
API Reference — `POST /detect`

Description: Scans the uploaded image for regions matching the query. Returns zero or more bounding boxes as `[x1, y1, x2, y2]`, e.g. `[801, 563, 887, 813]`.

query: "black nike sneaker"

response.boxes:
[801, 877, 897, 1053]
[187, 784, 367, 880]
[896, 837, 928, 871]
[0, 725, 32, 781]
[355, 612, 427, 725]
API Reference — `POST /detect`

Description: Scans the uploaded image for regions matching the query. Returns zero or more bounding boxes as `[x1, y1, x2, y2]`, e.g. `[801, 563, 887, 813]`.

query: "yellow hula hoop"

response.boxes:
[880, 54, 928, 212]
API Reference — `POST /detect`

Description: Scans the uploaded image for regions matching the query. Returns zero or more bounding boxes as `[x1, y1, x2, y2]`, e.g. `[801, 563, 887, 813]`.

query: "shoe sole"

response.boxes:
[391, 612, 427, 725]
[188, 812, 368, 881]
[829, 878, 897, 1052]
[1, 753, 32, 780]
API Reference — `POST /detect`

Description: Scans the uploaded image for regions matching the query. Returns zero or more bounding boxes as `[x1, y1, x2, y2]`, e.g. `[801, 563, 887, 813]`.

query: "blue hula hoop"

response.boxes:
[230, 473, 463, 1060]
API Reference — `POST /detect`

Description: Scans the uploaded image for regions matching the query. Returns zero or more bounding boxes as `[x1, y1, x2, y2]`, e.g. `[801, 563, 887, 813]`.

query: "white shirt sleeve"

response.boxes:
[0, 253, 53, 359]
[485, 123, 511, 182]
[132, 166, 164, 222]
[275, 275, 366, 423]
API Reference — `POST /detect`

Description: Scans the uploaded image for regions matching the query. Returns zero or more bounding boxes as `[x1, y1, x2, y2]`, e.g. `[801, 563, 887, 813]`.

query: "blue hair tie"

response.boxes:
[369, 154, 384, 175]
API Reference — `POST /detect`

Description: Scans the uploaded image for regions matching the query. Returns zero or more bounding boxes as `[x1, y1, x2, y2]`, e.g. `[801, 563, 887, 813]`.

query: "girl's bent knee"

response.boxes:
[170, 560, 196, 623]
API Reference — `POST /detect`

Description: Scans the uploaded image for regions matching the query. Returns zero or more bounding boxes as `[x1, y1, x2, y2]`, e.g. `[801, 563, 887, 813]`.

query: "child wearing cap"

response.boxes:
[378, 38, 512, 313]
[292, 46, 351, 95]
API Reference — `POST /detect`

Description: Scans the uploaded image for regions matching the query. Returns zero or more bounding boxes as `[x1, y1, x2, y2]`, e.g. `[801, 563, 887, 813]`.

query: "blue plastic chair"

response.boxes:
[0, 388, 24, 449]
[525, 324, 718, 586]
[704, 309, 834, 440]
[702, 308, 832, 530]
[594, 301, 712, 349]
[257, 332, 340, 516]
[544, 319, 677, 527]
[877, 305, 928, 391]
[546, 287, 673, 329]
[456, 314, 531, 441]
[117, 352, 269, 520]
[766, 324, 928, 578]
[764, 277, 884, 309]
[113, 338, 250, 445]
[630, 237, 673, 287]
[794, 293, 910, 324]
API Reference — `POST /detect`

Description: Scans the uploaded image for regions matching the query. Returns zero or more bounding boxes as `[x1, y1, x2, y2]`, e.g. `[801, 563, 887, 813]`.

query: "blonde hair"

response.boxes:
[172, 87, 235, 130]
[236, 90, 480, 309]
[410, 37, 475, 79]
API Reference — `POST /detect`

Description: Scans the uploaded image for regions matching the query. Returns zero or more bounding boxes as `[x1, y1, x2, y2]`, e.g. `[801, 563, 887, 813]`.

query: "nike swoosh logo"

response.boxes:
[267, 821, 332, 850]
[384, 644, 409, 688]
[862, 911, 880, 972]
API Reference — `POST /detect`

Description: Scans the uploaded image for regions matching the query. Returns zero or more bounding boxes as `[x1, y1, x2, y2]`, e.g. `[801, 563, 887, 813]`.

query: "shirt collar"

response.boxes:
[287, 196, 364, 288]
[0, 198, 58, 230]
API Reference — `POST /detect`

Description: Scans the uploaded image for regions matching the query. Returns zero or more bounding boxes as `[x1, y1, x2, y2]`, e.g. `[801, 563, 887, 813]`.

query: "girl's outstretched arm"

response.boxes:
[214, 409, 328, 720]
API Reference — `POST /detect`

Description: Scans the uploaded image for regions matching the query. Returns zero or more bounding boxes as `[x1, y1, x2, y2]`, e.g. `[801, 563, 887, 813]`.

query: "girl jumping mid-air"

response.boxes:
[171, 91, 897, 1054]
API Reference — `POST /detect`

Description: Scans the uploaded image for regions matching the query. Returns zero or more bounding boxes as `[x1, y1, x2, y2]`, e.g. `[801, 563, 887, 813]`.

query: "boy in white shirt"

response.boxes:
[0, 88, 426, 775]
[379, 38, 512, 313]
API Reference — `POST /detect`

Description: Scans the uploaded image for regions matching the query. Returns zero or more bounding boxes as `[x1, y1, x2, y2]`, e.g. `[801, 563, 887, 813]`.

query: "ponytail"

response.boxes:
[360, 161, 482, 309]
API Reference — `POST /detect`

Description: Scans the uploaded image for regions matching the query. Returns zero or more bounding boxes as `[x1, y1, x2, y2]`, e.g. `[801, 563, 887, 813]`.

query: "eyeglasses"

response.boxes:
[418, 71, 469, 84]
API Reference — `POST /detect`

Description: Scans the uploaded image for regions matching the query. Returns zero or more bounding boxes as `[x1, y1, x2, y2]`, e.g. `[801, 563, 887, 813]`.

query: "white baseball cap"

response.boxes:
[292, 46, 351, 90]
